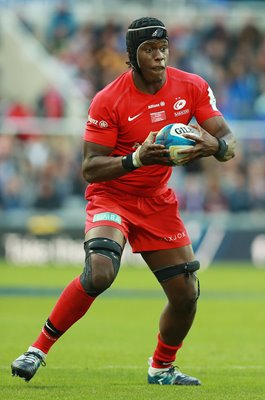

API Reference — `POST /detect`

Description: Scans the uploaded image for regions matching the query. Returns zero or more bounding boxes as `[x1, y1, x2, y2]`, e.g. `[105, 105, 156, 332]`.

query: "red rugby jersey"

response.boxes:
[84, 67, 222, 197]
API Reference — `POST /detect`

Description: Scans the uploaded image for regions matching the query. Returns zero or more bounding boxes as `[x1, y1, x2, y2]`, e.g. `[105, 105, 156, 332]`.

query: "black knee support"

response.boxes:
[153, 260, 200, 282]
[153, 260, 200, 301]
[80, 237, 122, 297]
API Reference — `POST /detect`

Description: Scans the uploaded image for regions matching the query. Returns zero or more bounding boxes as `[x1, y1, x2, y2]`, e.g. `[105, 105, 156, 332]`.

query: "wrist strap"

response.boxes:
[214, 138, 228, 160]
[122, 147, 143, 171]
[122, 153, 138, 171]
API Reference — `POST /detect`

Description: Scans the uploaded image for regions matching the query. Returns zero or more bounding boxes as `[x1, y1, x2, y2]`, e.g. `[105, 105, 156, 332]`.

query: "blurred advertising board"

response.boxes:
[0, 212, 264, 268]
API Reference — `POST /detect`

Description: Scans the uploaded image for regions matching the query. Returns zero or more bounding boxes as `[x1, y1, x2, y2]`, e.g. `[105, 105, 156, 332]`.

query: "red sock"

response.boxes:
[32, 276, 95, 354]
[151, 334, 183, 368]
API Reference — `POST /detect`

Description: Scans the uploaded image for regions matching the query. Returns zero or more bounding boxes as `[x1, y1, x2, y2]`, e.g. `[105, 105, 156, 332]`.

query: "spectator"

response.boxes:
[5, 101, 39, 141]
[37, 86, 65, 118]
[46, 2, 78, 53]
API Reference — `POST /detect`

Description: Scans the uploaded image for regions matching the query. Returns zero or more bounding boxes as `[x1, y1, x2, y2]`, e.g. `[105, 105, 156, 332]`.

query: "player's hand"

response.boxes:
[174, 124, 219, 165]
[137, 131, 173, 166]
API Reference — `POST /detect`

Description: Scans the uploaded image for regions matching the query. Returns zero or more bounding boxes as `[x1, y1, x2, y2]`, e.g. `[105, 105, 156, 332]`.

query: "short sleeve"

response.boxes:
[193, 77, 223, 125]
[83, 92, 118, 147]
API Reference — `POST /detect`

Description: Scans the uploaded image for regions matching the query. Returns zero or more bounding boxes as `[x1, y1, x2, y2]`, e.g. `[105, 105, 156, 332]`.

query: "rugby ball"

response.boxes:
[155, 123, 196, 165]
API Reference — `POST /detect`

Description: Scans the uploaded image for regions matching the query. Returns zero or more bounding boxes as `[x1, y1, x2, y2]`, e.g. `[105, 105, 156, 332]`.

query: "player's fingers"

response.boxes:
[189, 124, 203, 135]
[189, 123, 201, 132]
[145, 131, 158, 143]
[177, 149, 194, 154]
[181, 133, 203, 144]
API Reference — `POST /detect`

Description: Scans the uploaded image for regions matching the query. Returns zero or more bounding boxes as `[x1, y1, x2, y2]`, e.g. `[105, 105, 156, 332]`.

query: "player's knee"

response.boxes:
[90, 254, 116, 292]
[179, 276, 199, 311]
[168, 284, 197, 315]
[180, 289, 198, 313]
[80, 238, 122, 297]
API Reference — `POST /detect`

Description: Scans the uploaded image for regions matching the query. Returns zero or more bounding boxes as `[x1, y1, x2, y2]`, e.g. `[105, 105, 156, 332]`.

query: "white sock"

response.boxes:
[148, 365, 170, 375]
[148, 357, 171, 375]
[28, 346, 47, 359]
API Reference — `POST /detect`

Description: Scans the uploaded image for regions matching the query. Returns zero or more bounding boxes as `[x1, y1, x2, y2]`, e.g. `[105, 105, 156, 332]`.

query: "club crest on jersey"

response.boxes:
[173, 99, 186, 110]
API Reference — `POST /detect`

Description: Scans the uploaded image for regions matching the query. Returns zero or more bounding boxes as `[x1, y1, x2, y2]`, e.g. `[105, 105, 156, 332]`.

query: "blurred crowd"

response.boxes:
[0, 131, 264, 213]
[1, 3, 265, 213]
[12, 2, 265, 120]
[0, 133, 86, 211]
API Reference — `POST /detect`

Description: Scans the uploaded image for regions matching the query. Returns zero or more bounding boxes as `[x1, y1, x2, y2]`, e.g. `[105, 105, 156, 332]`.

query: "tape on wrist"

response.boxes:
[132, 147, 143, 168]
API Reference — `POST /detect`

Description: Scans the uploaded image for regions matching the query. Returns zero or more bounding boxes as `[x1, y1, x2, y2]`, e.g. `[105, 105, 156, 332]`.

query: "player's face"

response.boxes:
[137, 39, 169, 83]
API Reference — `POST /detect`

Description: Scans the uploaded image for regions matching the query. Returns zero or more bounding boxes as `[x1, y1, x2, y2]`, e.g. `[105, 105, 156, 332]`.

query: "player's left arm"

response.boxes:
[179, 115, 236, 163]
[199, 115, 236, 162]
[179, 77, 236, 163]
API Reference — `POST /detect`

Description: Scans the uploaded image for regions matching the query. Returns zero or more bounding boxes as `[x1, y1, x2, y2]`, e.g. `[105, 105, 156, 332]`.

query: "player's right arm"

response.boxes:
[82, 133, 170, 184]
[82, 141, 124, 183]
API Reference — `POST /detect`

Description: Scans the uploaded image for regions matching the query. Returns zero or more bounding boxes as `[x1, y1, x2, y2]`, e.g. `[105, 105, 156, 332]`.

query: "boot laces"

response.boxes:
[23, 352, 46, 367]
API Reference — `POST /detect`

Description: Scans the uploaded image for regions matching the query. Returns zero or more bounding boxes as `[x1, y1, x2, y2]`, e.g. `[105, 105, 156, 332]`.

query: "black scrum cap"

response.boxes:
[126, 17, 168, 72]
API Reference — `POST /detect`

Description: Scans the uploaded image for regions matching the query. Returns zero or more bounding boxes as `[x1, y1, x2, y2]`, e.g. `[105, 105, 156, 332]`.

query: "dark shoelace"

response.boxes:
[23, 352, 46, 367]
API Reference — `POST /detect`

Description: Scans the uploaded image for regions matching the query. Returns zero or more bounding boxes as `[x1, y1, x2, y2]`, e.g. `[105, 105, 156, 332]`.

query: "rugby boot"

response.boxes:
[11, 351, 46, 382]
[148, 358, 201, 386]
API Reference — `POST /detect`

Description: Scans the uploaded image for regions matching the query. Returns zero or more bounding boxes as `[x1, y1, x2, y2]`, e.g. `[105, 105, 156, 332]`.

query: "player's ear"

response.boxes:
[145, 131, 158, 143]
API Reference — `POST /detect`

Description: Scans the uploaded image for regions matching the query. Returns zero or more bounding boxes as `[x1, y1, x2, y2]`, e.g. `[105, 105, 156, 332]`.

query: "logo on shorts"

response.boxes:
[162, 232, 186, 242]
[93, 212, 121, 224]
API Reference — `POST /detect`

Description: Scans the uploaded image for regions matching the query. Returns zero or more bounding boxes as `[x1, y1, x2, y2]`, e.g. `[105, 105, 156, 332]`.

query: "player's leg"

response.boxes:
[11, 226, 126, 382]
[142, 245, 201, 385]
[144, 245, 198, 345]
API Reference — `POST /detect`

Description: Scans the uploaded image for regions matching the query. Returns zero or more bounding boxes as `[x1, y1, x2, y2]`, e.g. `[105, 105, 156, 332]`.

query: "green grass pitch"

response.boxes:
[0, 261, 265, 400]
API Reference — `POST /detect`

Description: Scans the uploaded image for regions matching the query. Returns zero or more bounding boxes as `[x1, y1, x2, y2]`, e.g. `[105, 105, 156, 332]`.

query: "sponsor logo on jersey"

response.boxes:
[99, 120, 108, 128]
[150, 111, 166, 123]
[173, 98, 186, 110]
[148, 101, 165, 109]
[87, 115, 99, 126]
[93, 212, 121, 224]
[87, 116, 108, 128]
[128, 112, 143, 122]
[174, 109, 189, 117]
